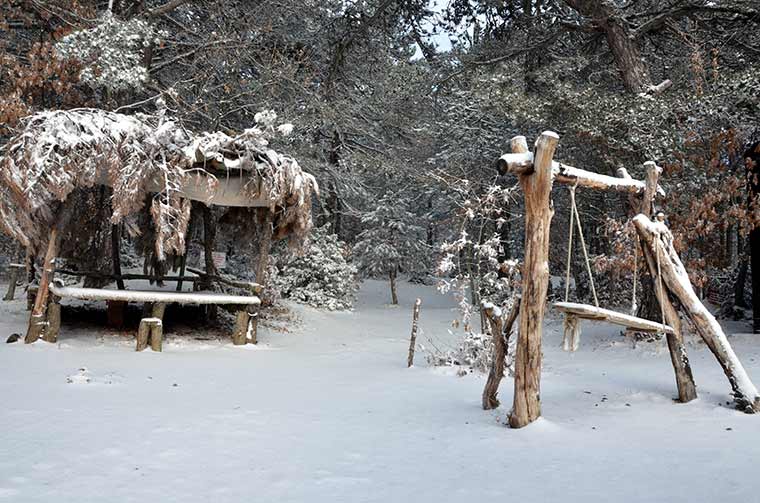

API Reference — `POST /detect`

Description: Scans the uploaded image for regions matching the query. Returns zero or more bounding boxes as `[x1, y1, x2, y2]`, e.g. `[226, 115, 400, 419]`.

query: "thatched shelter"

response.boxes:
[0, 105, 318, 345]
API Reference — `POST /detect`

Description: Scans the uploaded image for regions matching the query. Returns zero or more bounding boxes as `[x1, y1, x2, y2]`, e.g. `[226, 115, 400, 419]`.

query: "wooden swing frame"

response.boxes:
[498, 132, 760, 428]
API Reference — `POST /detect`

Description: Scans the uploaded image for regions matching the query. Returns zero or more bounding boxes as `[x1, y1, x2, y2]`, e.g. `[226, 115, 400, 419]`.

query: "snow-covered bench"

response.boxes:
[48, 280, 260, 347]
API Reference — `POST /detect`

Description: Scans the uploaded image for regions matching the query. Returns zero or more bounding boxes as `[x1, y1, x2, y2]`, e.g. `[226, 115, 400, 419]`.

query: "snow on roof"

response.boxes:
[0, 107, 318, 259]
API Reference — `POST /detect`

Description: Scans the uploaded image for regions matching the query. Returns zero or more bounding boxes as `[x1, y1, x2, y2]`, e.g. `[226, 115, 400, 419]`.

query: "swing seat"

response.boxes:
[553, 302, 674, 335]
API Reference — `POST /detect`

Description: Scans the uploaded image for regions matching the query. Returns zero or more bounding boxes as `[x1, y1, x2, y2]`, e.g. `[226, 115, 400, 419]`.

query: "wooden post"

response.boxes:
[483, 300, 520, 410]
[43, 296, 61, 343]
[250, 209, 274, 344]
[407, 298, 422, 367]
[634, 215, 760, 412]
[232, 309, 252, 346]
[111, 224, 125, 290]
[201, 203, 218, 319]
[152, 302, 166, 320]
[25, 209, 68, 344]
[149, 320, 163, 352]
[3, 264, 23, 301]
[509, 131, 558, 428]
[561, 314, 581, 352]
[620, 163, 697, 403]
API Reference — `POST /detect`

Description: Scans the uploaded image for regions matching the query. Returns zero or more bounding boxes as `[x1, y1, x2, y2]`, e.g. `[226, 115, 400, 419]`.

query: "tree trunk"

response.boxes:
[249, 209, 274, 344]
[564, 0, 651, 92]
[389, 267, 399, 305]
[745, 142, 760, 331]
[634, 215, 760, 412]
[483, 301, 520, 410]
[510, 132, 558, 428]
[735, 239, 749, 309]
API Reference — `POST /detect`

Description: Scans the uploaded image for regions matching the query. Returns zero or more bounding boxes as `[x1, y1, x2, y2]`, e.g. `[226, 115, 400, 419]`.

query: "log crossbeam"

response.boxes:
[498, 144, 666, 196]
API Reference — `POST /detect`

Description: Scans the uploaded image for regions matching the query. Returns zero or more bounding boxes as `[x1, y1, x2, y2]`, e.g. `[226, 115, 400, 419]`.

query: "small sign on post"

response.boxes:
[211, 251, 227, 270]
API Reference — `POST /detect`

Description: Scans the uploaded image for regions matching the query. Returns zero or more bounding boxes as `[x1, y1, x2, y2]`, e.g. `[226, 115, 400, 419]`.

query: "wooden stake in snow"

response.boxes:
[509, 131, 558, 428]
[482, 300, 520, 410]
[136, 318, 162, 352]
[407, 298, 422, 367]
[634, 214, 760, 412]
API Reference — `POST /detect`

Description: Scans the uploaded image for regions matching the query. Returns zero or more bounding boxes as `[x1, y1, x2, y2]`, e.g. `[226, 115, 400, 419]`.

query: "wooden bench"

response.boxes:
[48, 280, 260, 347]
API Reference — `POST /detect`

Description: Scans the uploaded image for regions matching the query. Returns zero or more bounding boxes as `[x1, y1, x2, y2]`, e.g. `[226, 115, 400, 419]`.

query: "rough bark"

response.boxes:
[3, 264, 22, 301]
[510, 131, 558, 428]
[634, 215, 760, 412]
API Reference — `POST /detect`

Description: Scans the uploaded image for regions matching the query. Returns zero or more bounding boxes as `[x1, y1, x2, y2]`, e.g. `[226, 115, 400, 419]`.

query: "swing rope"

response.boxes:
[564, 184, 599, 308]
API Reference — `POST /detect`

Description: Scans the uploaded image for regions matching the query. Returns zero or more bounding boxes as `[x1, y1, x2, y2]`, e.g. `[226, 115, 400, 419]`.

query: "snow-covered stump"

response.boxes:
[634, 215, 760, 412]
[149, 320, 163, 352]
[509, 132, 558, 428]
[136, 318, 162, 352]
[407, 298, 422, 367]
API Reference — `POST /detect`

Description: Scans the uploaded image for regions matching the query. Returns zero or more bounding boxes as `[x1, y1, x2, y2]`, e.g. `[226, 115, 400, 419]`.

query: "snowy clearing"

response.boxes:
[1, 279, 759, 502]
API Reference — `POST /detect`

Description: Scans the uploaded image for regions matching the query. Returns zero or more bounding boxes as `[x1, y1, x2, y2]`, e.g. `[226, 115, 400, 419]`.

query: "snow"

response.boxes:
[2, 279, 760, 502]
[50, 282, 261, 305]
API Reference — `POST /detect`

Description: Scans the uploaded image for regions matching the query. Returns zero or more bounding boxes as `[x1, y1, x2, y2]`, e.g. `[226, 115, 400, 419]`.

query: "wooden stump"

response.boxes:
[150, 320, 163, 352]
[232, 309, 252, 346]
[151, 302, 166, 320]
[509, 132, 558, 428]
[137, 318, 162, 352]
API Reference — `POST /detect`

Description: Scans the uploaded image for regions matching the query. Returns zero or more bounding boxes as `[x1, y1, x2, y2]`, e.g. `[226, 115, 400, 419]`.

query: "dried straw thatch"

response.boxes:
[0, 107, 318, 260]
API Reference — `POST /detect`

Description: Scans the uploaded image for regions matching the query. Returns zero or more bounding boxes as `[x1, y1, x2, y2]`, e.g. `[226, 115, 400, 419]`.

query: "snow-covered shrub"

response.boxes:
[272, 227, 357, 310]
[56, 13, 162, 93]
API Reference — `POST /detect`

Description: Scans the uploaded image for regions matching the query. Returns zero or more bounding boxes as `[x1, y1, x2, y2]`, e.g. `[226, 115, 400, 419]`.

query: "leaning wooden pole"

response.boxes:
[25, 208, 69, 343]
[509, 131, 558, 428]
[620, 163, 697, 403]
[634, 214, 760, 412]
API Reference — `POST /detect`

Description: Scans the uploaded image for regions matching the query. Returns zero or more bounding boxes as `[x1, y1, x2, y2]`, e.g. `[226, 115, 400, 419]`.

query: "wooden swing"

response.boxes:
[554, 183, 673, 351]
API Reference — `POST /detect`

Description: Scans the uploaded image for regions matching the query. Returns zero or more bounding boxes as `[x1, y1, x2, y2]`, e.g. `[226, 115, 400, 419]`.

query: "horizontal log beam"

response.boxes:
[497, 151, 666, 196]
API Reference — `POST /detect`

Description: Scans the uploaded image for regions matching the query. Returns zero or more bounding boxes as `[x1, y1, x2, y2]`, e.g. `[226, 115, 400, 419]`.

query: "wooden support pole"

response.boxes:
[231, 309, 252, 346]
[25, 208, 68, 344]
[111, 224, 125, 290]
[482, 300, 520, 410]
[619, 164, 697, 402]
[149, 320, 163, 352]
[43, 296, 61, 343]
[510, 131, 558, 428]
[634, 215, 760, 412]
[3, 264, 23, 301]
[249, 209, 274, 344]
[407, 298, 422, 367]
[201, 203, 217, 319]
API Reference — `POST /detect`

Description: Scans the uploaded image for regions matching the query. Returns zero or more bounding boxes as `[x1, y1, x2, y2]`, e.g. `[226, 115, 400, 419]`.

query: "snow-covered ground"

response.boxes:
[1, 279, 759, 502]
